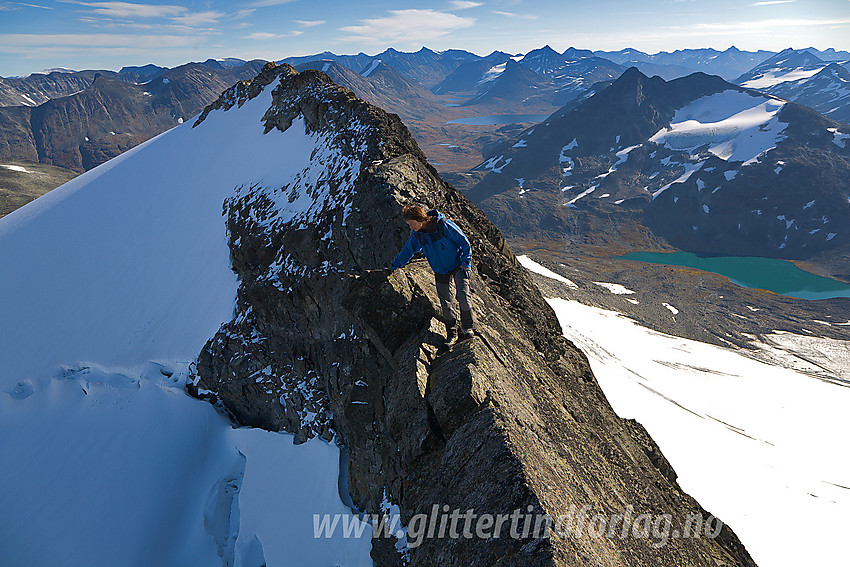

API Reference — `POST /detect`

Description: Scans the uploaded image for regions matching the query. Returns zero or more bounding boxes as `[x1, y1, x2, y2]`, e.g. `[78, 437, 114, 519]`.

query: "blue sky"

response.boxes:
[1, 0, 849, 76]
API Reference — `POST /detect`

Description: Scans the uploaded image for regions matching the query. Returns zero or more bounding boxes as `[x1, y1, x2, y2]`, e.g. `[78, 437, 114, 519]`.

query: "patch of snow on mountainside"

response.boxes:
[547, 298, 850, 567]
[740, 67, 823, 89]
[565, 185, 597, 205]
[829, 127, 850, 148]
[1, 164, 32, 173]
[481, 154, 512, 173]
[650, 90, 787, 164]
[748, 332, 850, 383]
[477, 63, 506, 85]
[361, 59, 381, 77]
[517, 255, 578, 288]
[566, 144, 641, 204]
[652, 161, 704, 199]
[592, 281, 635, 294]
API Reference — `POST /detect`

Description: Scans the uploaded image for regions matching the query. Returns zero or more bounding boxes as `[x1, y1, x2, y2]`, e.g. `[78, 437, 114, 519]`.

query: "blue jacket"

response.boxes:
[391, 210, 472, 275]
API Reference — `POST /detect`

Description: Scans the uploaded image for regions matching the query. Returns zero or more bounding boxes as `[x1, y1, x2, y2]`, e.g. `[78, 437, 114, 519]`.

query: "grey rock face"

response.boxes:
[192, 63, 756, 566]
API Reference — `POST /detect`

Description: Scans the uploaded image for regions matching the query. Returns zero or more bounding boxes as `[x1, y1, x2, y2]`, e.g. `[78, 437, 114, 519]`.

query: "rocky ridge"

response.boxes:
[190, 62, 756, 566]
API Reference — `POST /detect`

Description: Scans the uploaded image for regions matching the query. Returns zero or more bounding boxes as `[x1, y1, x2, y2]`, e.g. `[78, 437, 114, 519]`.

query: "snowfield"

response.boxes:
[546, 298, 850, 567]
[517, 256, 850, 567]
[0, 363, 372, 567]
[0, 83, 312, 383]
[650, 90, 787, 164]
[0, 78, 372, 566]
[740, 67, 823, 90]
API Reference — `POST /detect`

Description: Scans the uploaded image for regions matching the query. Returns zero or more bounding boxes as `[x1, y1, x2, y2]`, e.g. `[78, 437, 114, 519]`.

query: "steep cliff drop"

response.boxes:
[192, 63, 757, 567]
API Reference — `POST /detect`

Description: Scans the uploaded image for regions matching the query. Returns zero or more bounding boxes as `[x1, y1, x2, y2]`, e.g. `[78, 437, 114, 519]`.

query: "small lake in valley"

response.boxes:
[621, 251, 850, 300]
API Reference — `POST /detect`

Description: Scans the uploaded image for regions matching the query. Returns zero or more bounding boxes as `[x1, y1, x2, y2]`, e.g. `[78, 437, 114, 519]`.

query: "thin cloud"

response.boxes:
[448, 1, 482, 9]
[294, 19, 325, 27]
[245, 32, 279, 40]
[547, 16, 850, 53]
[232, 9, 255, 20]
[60, 1, 187, 19]
[491, 10, 538, 19]
[76, 14, 222, 33]
[171, 10, 223, 26]
[0, 1, 52, 9]
[248, 0, 295, 7]
[688, 17, 850, 32]
[245, 30, 303, 40]
[752, 1, 794, 5]
[339, 9, 474, 45]
[61, 1, 227, 30]
[0, 32, 199, 48]
[11, 2, 54, 8]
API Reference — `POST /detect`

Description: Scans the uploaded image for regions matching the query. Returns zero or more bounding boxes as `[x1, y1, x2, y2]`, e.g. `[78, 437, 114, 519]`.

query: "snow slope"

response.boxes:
[0, 77, 372, 565]
[740, 67, 822, 90]
[546, 297, 850, 567]
[0, 84, 314, 383]
[517, 256, 849, 567]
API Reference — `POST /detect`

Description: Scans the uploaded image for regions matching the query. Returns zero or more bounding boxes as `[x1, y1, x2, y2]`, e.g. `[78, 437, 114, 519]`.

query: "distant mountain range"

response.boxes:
[0, 58, 252, 107]
[280, 45, 850, 122]
[2, 45, 850, 185]
[734, 48, 850, 124]
[293, 59, 441, 123]
[0, 60, 265, 172]
[465, 67, 850, 262]
[433, 46, 625, 109]
[280, 47, 478, 89]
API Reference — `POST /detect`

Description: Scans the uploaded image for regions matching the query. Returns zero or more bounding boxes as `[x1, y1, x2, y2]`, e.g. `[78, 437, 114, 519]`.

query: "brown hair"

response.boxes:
[402, 204, 429, 223]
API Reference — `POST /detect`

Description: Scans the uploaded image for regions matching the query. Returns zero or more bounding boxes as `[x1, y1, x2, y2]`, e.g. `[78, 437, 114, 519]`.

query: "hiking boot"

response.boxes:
[444, 326, 458, 347]
[459, 328, 474, 341]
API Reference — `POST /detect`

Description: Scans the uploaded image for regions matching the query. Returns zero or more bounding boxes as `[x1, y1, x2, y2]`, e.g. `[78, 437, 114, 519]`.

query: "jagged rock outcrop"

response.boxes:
[191, 62, 757, 566]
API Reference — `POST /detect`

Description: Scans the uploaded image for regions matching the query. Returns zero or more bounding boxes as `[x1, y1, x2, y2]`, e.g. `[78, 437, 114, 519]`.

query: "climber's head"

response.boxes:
[402, 204, 430, 231]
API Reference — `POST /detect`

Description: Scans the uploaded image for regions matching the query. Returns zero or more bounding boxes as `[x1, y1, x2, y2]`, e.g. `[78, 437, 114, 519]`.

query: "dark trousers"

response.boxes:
[435, 267, 473, 329]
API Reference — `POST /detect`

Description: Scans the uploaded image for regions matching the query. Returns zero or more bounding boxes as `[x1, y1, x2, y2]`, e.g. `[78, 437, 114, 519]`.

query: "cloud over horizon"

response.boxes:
[339, 9, 475, 45]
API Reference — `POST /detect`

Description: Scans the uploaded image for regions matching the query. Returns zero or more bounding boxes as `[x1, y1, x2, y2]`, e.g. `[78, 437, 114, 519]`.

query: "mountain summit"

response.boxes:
[0, 62, 756, 566]
[468, 68, 850, 259]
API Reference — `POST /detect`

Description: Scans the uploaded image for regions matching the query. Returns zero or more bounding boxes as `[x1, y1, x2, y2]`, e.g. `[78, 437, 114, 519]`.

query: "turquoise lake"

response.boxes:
[622, 251, 850, 300]
[445, 114, 550, 126]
